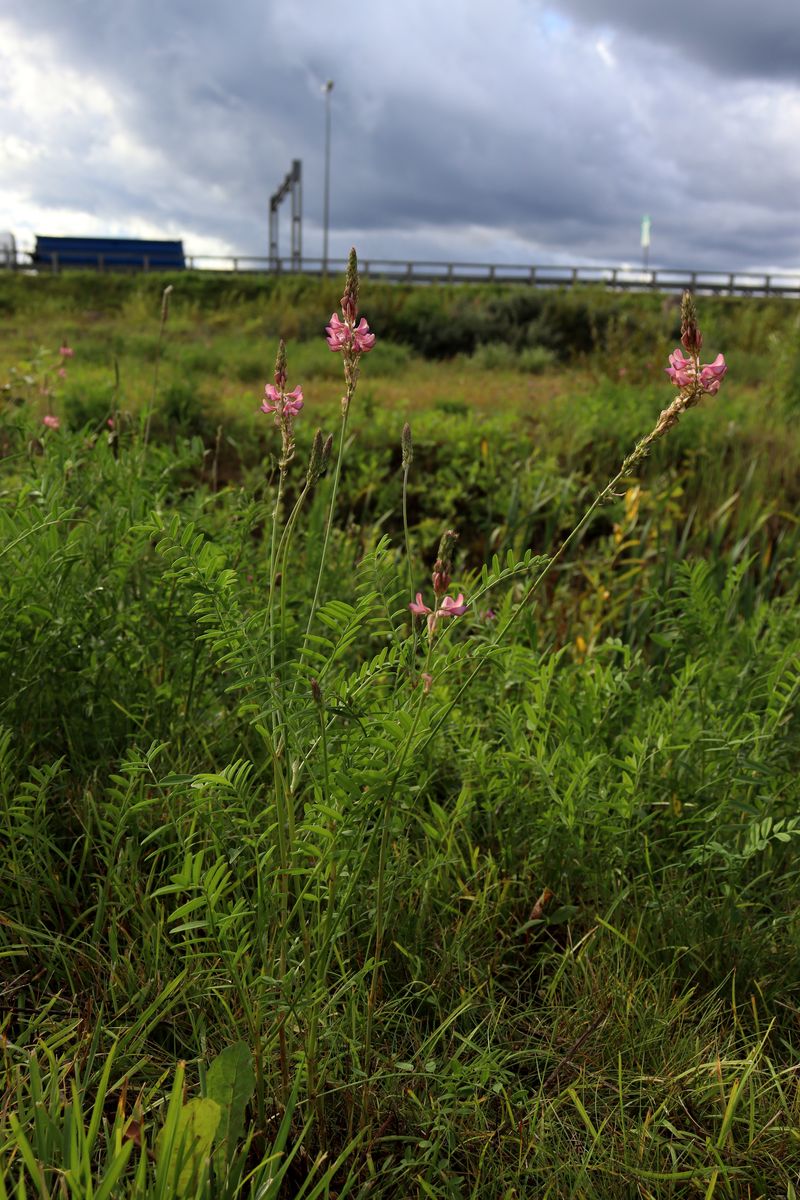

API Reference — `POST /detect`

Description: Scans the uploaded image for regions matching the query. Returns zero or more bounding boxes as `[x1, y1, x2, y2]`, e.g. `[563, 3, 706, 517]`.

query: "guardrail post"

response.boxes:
[729, 272, 735, 295]
[98, 254, 105, 272]
[406, 262, 413, 280]
[447, 263, 454, 282]
[232, 257, 239, 272]
[690, 272, 697, 291]
[764, 274, 771, 295]
[529, 266, 537, 286]
[143, 255, 150, 272]
[571, 267, 578, 286]
[51, 251, 59, 275]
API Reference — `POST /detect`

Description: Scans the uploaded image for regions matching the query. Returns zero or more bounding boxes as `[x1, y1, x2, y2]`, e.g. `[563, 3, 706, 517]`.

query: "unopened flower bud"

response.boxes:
[161, 285, 173, 323]
[306, 428, 325, 485]
[274, 339, 287, 389]
[436, 529, 459, 568]
[432, 530, 458, 597]
[310, 678, 323, 706]
[321, 433, 334, 471]
[401, 421, 413, 469]
[432, 565, 450, 597]
[680, 290, 702, 353]
[341, 247, 360, 323]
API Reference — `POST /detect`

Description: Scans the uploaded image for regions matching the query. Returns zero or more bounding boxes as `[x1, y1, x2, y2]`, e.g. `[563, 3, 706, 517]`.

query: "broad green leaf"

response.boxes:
[157, 1097, 220, 1197]
[206, 1042, 256, 1160]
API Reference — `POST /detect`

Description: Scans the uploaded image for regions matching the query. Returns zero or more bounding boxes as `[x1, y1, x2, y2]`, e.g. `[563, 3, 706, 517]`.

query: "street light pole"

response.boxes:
[322, 80, 334, 277]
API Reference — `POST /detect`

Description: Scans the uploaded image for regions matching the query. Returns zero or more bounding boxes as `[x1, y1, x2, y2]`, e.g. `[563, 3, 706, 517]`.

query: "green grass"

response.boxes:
[1, 272, 799, 1197]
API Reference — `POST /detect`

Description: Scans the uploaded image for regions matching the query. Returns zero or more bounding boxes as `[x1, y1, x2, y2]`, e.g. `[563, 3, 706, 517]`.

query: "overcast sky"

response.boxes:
[1, 0, 799, 272]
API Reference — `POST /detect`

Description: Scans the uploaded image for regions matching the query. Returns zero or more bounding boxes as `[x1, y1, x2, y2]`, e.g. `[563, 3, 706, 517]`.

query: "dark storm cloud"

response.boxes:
[550, 1, 800, 81]
[1, 0, 799, 271]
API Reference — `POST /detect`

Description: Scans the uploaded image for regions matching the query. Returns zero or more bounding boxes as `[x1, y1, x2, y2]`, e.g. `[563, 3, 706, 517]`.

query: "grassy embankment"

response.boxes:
[1, 270, 799, 1197]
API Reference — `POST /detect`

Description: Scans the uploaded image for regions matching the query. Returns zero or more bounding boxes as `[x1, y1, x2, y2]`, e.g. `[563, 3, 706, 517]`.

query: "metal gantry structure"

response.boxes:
[269, 160, 302, 270]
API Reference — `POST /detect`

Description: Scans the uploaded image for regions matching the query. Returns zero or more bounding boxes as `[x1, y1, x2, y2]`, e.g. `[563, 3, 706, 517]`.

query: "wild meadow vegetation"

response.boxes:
[1, 262, 799, 1198]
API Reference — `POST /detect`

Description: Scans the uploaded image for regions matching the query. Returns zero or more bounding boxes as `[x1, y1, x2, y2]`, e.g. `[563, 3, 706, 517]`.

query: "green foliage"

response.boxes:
[1, 281, 799, 1197]
[204, 1043, 256, 1162]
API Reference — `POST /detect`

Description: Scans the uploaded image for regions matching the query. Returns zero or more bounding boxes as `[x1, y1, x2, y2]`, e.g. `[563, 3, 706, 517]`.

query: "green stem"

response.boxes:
[402, 462, 419, 667]
[421, 466, 626, 754]
[301, 405, 350, 655]
[267, 463, 288, 675]
[278, 481, 312, 648]
[306, 697, 332, 1147]
[142, 287, 171, 452]
[362, 639, 433, 1124]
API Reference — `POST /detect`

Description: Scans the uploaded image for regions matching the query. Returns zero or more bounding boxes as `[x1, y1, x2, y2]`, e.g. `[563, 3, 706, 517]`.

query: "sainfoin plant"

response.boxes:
[138, 271, 731, 1139]
[10, 262, 800, 1198]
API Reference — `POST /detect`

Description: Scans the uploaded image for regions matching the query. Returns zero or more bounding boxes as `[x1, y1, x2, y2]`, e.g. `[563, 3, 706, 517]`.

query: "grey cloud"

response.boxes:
[2, 0, 799, 272]
[550, 0, 800, 81]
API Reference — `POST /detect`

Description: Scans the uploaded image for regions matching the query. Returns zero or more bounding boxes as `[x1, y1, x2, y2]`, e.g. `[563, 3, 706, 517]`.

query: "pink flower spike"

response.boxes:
[59, 344, 74, 359]
[438, 593, 468, 617]
[409, 592, 432, 616]
[43, 414, 60, 429]
[57, 367, 67, 379]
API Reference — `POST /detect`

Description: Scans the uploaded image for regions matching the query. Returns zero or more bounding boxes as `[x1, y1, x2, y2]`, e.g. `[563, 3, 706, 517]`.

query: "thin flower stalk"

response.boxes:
[142, 284, 172, 450]
[300, 248, 376, 656]
[264, 339, 305, 667]
[418, 291, 727, 751]
[362, 635, 433, 1126]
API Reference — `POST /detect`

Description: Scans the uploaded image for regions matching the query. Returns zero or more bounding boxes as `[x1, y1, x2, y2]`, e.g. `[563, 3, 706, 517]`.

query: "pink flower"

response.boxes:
[59, 343, 74, 359]
[409, 592, 432, 616]
[352, 318, 376, 353]
[438, 593, 468, 617]
[261, 384, 304, 425]
[699, 353, 727, 395]
[666, 348, 727, 396]
[57, 367, 67, 379]
[325, 312, 376, 354]
[43, 414, 60, 429]
[410, 590, 468, 635]
[107, 417, 115, 429]
[665, 349, 694, 388]
[283, 387, 304, 417]
[325, 313, 351, 352]
[261, 384, 280, 414]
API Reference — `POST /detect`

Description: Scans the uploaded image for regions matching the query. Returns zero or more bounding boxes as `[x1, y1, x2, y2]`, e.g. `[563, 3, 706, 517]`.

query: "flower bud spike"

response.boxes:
[341, 247, 359, 323]
[274, 339, 287, 389]
[680, 290, 702, 352]
[401, 421, 413, 470]
[160, 285, 173, 324]
[432, 528, 459, 598]
[306, 428, 325, 485]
